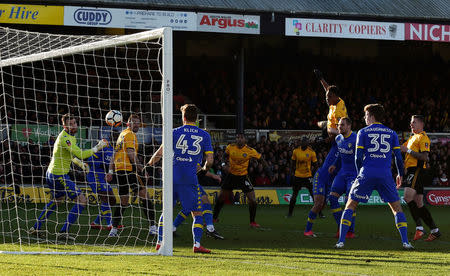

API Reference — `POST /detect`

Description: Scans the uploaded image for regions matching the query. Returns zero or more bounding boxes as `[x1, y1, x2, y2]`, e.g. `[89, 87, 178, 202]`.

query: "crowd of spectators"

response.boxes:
[179, 55, 449, 132]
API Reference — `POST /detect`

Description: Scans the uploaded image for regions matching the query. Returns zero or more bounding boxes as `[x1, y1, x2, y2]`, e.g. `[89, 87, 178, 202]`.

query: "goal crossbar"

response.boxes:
[0, 28, 165, 68]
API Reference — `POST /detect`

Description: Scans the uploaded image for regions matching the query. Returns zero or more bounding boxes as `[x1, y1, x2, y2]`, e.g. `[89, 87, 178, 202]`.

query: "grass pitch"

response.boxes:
[0, 204, 449, 275]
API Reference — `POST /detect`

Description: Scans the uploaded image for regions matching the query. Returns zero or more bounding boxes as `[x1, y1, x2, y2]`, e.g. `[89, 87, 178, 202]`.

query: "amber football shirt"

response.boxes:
[226, 144, 261, 176]
[327, 98, 348, 130]
[114, 128, 138, 171]
[404, 131, 430, 169]
[291, 147, 317, 178]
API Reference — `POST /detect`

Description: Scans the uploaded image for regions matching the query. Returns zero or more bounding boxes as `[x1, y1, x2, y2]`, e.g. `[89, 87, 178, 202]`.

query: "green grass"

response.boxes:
[0, 204, 449, 275]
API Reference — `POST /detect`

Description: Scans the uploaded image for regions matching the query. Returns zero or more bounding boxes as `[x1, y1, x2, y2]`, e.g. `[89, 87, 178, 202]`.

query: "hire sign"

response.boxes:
[0, 4, 63, 25]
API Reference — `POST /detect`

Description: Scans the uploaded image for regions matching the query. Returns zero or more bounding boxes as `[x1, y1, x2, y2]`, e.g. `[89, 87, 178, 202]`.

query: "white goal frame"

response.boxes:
[0, 27, 173, 256]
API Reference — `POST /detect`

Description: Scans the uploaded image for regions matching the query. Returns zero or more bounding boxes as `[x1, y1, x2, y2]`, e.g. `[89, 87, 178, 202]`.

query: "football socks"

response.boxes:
[338, 209, 353, 243]
[395, 212, 409, 244]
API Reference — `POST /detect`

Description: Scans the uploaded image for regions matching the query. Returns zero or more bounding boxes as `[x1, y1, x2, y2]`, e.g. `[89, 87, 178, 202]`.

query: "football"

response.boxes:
[105, 110, 122, 127]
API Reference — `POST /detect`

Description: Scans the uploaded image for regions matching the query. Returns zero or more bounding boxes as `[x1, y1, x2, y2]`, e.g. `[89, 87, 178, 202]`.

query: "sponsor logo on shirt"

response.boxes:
[176, 156, 192, 162]
[370, 153, 386, 158]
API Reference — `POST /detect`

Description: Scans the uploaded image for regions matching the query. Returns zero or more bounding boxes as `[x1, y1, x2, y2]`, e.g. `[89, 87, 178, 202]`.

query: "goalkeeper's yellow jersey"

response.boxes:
[47, 129, 94, 175]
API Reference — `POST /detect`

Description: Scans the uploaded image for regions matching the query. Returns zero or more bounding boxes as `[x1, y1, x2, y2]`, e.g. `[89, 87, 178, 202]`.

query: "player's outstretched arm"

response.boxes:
[313, 69, 330, 92]
[64, 138, 108, 159]
[147, 145, 163, 167]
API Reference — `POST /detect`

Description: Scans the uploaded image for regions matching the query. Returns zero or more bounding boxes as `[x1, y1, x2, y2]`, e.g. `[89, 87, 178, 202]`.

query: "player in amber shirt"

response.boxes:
[106, 114, 156, 237]
[287, 137, 317, 217]
[400, 115, 441, 241]
[213, 133, 271, 228]
[314, 69, 348, 138]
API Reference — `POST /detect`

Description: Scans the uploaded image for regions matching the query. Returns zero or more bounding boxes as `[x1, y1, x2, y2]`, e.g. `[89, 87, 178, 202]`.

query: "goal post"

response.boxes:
[0, 27, 173, 256]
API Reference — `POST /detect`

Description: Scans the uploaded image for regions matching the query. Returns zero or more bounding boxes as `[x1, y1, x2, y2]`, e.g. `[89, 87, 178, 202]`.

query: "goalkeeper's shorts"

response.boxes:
[46, 171, 81, 200]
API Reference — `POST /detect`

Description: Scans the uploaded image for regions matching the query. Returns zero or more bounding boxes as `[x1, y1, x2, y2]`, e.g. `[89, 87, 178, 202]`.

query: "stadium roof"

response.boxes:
[46, 0, 450, 22]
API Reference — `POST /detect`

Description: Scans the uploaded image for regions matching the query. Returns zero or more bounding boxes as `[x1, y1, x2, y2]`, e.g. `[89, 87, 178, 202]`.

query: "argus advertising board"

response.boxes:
[197, 13, 260, 34]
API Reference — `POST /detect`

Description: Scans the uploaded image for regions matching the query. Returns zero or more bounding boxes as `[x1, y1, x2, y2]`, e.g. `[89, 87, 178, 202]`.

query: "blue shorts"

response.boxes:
[46, 171, 81, 200]
[86, 171, 113, 194]
[349, 168, 400, 203]
[198, 183, 207, 197]
[312, 167, 334, 198]
[331, 172, 357, 195]
[173, 168, 202, 213]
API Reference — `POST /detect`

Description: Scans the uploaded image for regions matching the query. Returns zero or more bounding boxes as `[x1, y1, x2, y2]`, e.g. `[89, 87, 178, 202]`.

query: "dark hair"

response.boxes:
[412, 115, 425, 124]
[180, 104, 198, 122]
[61, 113, 76, 125]
[327, 85, 339, 96]
[128, 114, 140, 123]
[364, 104, 385, 122]
[340, 117, 352, 125]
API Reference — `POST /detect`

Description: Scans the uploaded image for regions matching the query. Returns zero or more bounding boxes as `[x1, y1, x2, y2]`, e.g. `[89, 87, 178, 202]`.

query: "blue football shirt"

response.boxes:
[86, 145, 114, 173]
[173, 124, 213, 175]
[356, 123, 400, 170]
[335, 132, 357, 174]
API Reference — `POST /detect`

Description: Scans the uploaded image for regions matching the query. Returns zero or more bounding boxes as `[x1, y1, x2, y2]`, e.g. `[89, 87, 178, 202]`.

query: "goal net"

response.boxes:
[0, 27, 173, 255]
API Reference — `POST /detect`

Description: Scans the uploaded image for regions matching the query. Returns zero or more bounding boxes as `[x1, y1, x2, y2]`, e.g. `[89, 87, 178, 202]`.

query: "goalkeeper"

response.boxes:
[28, 113, 108, 241]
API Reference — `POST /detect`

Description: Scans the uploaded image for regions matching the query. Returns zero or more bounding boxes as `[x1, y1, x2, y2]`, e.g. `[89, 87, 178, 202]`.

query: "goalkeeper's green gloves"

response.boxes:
[92, 139, 108, 153]
[72, 157, 89, 173]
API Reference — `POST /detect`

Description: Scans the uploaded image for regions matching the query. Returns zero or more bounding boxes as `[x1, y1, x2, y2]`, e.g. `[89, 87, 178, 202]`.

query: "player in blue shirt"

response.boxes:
[335, 104, 413, 249]
[172, 163, 224, 240]
[147, 104, 214, 253]
[328, 117, 358, 238]
[303, 130, 339, 237]
[86, 134, 118, 231]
